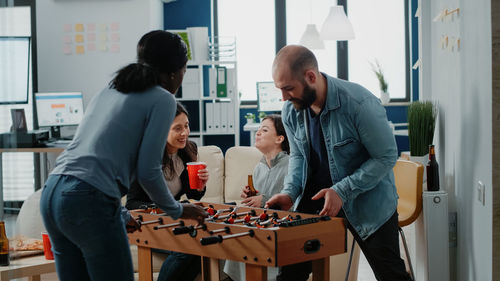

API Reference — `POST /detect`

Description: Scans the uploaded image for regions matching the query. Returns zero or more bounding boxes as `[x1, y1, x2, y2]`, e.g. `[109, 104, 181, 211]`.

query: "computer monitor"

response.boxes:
[256, 81, 284, 112]
[0, 37, 30, 104]
[35, 92, 84, 139]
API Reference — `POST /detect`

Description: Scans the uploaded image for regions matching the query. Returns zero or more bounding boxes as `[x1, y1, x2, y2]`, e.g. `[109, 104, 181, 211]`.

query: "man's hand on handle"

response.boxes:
[311, 188, 343, 217]
[180, 203, 209, 224]
[264, 194, 293, 211]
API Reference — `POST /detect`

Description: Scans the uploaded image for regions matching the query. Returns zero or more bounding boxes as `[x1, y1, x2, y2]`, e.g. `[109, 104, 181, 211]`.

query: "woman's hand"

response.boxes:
[241, 186, 259, 199]
[242, 195, 263, 207]
[198, 168, 209, 190]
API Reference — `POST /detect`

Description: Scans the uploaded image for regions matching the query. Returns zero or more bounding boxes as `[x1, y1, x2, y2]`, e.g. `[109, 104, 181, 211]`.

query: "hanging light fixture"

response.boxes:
[299, 24, 325, 49]
[320, 5, 355, 41]
[298, 0, 325, 50]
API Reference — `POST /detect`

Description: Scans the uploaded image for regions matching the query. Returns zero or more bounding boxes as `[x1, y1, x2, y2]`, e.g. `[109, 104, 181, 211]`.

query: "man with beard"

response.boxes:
[265, 45, 411, 281]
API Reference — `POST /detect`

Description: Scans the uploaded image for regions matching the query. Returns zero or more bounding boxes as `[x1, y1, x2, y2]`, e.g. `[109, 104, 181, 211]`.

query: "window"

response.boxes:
[286, 0, 337, 78]
[216, 0, 410, 102]
[0, 6, 35, 202]
[217, 0, 276, 101]
[348, 0, 409, 101]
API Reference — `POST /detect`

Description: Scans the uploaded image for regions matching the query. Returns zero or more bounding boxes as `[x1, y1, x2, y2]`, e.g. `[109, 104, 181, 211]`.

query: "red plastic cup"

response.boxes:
[41, 232, 54, 260]
[186, 162, 207, 189]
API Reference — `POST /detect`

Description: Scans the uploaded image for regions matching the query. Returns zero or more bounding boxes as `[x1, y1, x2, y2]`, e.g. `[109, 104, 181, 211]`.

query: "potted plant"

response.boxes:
[244, 112, 255, 124]
[407, 101, 437, 159]
[258, 112, 267, 123]
[370, 60, 390, 104]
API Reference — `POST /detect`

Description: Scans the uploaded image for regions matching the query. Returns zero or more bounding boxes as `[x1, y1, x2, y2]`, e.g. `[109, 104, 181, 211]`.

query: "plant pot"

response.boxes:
[380, 91, 390, 104]
[245, 119, 254, 124]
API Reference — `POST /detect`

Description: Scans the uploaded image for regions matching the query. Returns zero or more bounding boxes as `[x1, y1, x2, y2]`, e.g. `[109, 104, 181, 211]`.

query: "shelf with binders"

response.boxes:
[175, 60, 239, 151]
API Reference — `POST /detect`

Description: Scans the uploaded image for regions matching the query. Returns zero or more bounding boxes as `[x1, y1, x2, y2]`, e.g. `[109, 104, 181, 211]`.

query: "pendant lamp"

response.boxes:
[299, 24, 325, 49]
[320, 5, 355, 41]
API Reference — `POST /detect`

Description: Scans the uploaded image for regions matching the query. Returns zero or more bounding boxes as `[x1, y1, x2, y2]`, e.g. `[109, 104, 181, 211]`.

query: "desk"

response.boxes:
[242, 122, 260, 146]
[0, 146, 65, 219]
[0, 255, 56, 281]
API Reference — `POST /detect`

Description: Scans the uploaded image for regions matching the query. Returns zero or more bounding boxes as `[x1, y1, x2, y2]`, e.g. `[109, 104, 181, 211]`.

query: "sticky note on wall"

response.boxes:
[75, 34, 84, 43]
[75, 23, 84, 32]
[76, 45, 85, 54]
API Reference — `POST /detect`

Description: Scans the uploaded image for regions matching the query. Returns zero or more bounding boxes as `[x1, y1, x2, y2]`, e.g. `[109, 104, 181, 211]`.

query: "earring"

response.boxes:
[170, 75, 175, 80]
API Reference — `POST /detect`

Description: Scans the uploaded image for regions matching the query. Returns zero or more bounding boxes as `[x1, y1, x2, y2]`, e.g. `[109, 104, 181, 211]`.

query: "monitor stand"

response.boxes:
[50, 126, 61, 139]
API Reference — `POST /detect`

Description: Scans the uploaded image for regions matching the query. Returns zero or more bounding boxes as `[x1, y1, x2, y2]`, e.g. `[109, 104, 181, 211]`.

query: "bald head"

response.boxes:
[272, 45, 319, 80]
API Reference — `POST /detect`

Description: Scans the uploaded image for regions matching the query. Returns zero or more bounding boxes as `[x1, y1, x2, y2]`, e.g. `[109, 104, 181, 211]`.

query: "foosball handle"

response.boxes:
[200, 235, 223, 246]
[173, 226, 194, 235]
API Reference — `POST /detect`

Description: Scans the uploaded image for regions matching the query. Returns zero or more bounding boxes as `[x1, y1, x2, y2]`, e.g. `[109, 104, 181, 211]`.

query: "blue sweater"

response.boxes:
[51, 86, 184, 219]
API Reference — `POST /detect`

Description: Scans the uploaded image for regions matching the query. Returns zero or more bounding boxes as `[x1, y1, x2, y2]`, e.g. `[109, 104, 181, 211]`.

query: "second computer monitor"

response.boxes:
[35, 92, 84, 138]
[257, 81, 284, 112]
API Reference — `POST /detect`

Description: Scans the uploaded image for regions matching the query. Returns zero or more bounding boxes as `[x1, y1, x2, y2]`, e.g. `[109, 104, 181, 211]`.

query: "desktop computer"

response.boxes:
[35, 92, 84, 140]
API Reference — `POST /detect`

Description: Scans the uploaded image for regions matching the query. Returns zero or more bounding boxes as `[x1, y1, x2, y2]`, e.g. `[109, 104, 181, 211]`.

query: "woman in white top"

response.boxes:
[224, 114, 290, 281]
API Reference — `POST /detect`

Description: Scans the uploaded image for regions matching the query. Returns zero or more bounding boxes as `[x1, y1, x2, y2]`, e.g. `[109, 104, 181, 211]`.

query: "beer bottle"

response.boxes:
[0, 221, 9, 266]
[426, 145, 440, 191]
[247, 175, 257, 197]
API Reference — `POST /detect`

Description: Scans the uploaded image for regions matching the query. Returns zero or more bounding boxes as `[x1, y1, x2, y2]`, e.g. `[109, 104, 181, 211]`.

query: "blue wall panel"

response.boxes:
[164, 0, 211, 32]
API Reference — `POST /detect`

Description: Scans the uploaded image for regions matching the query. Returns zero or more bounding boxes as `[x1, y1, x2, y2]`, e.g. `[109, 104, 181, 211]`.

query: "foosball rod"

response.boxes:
[154, 220, 185, 230]
[200, 229, 255, 246]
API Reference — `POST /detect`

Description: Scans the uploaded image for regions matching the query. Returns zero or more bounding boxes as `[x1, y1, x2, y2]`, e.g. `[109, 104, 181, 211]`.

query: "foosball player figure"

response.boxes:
[259, 210, 269, 221]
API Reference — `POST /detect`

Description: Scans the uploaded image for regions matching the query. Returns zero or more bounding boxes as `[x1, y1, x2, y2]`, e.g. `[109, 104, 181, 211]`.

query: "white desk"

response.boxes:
[0, 146, 65, 219]
[242, 122, 260, 146]
[0, 255, 56, 281]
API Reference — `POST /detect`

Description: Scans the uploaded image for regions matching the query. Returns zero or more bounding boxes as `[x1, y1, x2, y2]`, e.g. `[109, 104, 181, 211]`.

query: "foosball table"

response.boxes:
[127, 202, 346, 281]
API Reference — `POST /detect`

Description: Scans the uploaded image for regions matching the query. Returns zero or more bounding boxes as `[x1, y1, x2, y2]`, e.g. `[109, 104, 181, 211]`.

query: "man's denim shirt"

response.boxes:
[281, 73, 399, 240]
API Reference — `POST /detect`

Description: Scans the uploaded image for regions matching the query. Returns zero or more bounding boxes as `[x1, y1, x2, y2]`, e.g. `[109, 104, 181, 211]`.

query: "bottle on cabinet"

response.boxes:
[426, 144, 440, 192]
[0, 221, 9, 266]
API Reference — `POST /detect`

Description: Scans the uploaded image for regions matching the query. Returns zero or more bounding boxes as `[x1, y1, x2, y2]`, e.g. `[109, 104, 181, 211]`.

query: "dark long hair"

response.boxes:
[263, 114, 290, 154]
[110, 30, 188, 93]
[163, 103, 197, 175]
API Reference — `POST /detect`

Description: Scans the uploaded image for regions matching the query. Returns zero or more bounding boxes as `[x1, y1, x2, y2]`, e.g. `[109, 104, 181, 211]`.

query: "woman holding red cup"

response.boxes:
[126, 102, 208, 281]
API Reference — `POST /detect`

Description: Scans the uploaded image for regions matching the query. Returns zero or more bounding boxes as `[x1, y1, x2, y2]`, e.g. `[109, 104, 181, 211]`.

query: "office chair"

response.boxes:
[345, 159, 424, 281]
[394, 159, 424, 280]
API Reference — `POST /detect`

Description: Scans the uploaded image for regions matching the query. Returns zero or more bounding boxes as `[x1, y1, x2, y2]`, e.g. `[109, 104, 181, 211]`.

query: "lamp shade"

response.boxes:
[299, 24, 325, 49]
[320, 6, 355, 41]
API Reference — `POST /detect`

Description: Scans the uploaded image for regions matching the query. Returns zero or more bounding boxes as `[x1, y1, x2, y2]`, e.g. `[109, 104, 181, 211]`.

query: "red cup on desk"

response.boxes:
[41, 232, 54, 260]
[186, 162, 207, 190]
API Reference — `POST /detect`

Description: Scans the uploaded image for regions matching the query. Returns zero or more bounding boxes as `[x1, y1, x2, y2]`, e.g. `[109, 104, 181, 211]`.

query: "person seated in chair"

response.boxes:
[126, 102, 208, 281]
[223, 114, 289, 281]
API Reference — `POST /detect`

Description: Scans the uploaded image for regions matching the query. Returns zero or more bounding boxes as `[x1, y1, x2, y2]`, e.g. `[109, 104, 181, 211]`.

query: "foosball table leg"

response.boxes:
[312, 257, 330, 281]
[137, 246, 153, 281]
[201, 257, 220, 281]
[246, 263, 268, 281]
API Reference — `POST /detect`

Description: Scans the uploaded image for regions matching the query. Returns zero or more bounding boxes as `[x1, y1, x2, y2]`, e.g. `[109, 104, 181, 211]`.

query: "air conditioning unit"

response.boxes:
[423, 191, 450, 281]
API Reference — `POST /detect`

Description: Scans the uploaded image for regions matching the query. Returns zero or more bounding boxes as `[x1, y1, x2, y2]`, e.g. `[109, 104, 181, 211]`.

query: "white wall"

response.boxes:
[420, 0, 492, 280]
[36, 0, 163, 107]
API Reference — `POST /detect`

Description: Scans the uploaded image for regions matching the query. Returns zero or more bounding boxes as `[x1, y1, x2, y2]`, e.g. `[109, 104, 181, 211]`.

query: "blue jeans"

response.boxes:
[40, 175, 133, 281]
[156, 250, 201, 281]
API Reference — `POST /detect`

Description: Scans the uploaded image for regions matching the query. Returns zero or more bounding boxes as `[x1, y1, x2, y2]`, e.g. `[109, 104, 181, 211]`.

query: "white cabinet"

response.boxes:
[176, 61, 239, 150]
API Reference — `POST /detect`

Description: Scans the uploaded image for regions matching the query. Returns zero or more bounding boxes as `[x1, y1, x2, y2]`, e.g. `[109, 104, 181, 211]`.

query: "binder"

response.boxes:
[213, 102, 221, 132]
[226, 68, 236, 99]
[219, 102, 228, 133]
[226, 102, 235, 133]
[216, 66, 227, 98]
[205, 102, 214, 133]
[181, 68, 200, 99]
[208, 67, 217, 98]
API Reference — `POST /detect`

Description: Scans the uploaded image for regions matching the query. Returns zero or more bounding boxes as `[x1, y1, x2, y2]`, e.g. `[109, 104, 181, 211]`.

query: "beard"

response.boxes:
[289, 84, 317, 111]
